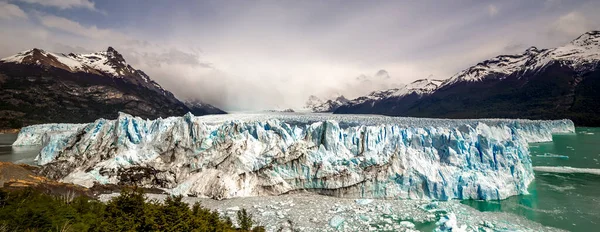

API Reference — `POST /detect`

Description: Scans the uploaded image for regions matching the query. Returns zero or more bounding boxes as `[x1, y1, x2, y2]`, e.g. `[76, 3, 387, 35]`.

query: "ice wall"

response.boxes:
[21, 112, 574, 200]
[12, 123, 87, 146]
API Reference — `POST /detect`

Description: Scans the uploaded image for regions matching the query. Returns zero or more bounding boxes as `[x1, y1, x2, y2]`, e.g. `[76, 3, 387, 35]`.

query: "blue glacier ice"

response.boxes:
[15, 112, 575, 200]
[12, 123, 86, 146]
[435, 213, 466, 232]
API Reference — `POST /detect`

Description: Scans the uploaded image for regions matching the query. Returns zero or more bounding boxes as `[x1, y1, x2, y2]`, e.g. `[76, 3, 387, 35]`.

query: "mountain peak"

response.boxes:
[0, 48, 87, 72]
[524, 46, 541, 54]
[30, 48, 46, 53]
[21, 48, 49, 59]
[570, 30, 600, 47]
[375, 69, 390, 79]
[105, 46, 126, 64]
[583, 30, 600, 36]
[334, 95, 349, 102]
[1, 47, 160, 88]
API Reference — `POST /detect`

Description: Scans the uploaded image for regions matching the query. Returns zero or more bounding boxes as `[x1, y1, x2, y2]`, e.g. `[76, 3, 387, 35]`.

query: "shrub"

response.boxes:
[0, 187, 263, 232]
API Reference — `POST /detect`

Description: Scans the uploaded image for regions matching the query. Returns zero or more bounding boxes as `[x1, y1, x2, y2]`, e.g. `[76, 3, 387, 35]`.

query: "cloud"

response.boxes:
[14, 0, 97, 11]
[488, 4, 498, 17]
[0, 2, 27, 20]
[1, 0, 599, 110]
[51, 43, 94, 54]
[544, 0, 562, 8]
[36, 13, 127, 40]
[547, 11, 591, 40]
[502, 43, 527, 54]
[131, 49, 214, 68]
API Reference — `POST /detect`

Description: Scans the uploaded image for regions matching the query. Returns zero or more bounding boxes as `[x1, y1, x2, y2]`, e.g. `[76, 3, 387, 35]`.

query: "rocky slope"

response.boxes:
[335, 31, 600, 126]
[0, 47, 225, 129]
[184, 99, 227, 115]
[345, 79, 443, 107]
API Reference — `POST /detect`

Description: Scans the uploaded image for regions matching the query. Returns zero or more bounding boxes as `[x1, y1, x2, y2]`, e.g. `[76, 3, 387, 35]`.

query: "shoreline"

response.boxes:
[0, 128, 19, 134]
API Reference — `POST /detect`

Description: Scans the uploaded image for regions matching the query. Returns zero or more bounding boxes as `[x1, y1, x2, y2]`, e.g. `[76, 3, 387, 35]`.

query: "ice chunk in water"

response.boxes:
[329, 215, 345, 229]
[436, 213, 467, 232]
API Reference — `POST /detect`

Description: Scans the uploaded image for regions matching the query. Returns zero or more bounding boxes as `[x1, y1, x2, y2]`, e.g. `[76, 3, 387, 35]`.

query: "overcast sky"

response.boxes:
[1, 0, 599, 110]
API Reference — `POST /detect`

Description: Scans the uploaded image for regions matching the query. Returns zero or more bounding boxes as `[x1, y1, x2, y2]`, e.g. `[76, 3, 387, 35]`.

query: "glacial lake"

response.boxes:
[0, 133, 40, 164]
[1, 128, 599, 231]
[463, 127, 600, 231]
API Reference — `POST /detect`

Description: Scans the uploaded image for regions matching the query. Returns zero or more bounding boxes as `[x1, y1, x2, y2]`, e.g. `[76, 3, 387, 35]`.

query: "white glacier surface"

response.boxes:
[16, 112, 575, 201]
[12, 123, 87, 146]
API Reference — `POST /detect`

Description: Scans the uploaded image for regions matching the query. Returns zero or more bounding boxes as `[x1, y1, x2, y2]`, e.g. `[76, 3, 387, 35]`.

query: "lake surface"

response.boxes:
[463, 127, 600, 231]
[0, 133, 40, 164]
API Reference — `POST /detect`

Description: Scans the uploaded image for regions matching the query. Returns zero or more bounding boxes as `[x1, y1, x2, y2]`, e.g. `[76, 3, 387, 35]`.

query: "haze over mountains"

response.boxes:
[2, 31, 599, 128]
[0, 47, 224, 129]
[332, 31, 600, 126]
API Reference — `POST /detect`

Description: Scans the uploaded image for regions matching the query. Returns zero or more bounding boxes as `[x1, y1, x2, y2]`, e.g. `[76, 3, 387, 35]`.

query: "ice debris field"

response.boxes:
[13, 112, 574, 202]
[97, 192, 562, 232]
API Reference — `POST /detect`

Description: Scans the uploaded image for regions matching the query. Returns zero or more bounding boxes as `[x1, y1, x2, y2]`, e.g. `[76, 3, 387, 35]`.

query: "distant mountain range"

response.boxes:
[0, 47, 224, 129]
[304, 95, 350, 112]
[334, 31, 600, 126]
[304, 69, 402, 112]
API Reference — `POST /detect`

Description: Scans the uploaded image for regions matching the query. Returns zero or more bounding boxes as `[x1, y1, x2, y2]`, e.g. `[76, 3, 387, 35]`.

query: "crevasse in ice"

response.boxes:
[16, 112, 575, 200]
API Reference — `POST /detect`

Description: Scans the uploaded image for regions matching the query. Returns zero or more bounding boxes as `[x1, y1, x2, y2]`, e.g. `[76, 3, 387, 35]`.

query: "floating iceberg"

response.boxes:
[533, 166, 600, 175]
[536, 153, 569, 159]
[16, 112, 574, 200]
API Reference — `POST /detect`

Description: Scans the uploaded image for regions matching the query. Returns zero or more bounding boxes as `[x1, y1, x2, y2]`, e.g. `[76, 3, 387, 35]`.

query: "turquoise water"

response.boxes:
[463, 127, 600, 231]
[0, 134, 40, 164]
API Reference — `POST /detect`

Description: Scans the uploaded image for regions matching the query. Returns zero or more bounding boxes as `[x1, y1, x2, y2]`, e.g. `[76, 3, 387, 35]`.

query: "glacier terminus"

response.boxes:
[13, 112, 575, 201]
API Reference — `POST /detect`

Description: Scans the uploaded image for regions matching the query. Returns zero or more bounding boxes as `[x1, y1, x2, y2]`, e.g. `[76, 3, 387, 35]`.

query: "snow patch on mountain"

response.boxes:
[348, 79, 444, 105]
[1, 48, 86, 72]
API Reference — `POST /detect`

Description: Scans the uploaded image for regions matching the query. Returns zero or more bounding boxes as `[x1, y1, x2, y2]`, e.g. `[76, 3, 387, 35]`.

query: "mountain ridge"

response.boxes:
[0, 47, 225, 129]
[335, 30, 600, 126]
[304, 94, 350, 113]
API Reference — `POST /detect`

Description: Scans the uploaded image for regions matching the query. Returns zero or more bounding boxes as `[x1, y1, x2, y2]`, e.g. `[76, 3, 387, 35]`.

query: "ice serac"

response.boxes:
[23, 113, 574, 200]
[12, 123, 87, 146]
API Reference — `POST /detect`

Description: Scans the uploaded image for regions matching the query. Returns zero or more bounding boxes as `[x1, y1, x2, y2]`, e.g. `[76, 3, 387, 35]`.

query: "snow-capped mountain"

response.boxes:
[373, 69, 391, 79]
[347, 78, 444, 106]
[336, 31, 600, 126]
[440, 47, 545, 86]
[304, 95, 324, 110]
[442, 31, 600, 86]
[1, 47, 170, 96]
[304, 95, 349, 112]
[0, 47, 225, 128]
[304, 69, 402, 112]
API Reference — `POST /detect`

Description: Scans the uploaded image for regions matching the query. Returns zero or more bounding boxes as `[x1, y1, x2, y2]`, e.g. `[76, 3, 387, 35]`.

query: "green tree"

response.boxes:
[237, 209, 253, 230]
[0, 187, 265, 232]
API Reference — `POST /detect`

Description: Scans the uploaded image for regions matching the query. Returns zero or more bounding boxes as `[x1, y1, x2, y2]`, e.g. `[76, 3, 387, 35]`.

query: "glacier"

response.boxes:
[14, 112, 575, 201]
